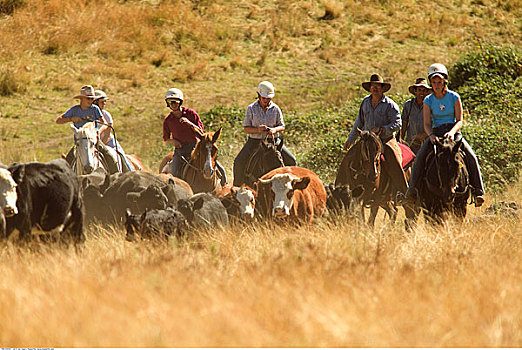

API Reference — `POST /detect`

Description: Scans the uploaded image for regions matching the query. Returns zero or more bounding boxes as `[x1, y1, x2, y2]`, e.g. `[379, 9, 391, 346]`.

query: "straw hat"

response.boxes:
[74, 85, 96, 99]
[408, 78, 431, 95]
[362, 74, 391, 93]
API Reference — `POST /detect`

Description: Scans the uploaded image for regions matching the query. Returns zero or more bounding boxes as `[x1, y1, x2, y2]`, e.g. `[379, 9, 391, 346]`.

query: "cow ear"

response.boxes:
[193, 197, 204, 210]
[168, 178, 176, 186]
[212, 127, 222, 143]
[293, 176, 310, 190]
[126, 192, 140, 202]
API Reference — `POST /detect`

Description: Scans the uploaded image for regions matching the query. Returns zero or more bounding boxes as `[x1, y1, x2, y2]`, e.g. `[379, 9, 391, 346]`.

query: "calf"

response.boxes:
[217, 185, 256, 221]
[5, 159, 84, 245]
[0, 167, 18, 238]
[125, 208, 187, 241]
[256, 166, 327, 223]
[177, 193, 229, 228]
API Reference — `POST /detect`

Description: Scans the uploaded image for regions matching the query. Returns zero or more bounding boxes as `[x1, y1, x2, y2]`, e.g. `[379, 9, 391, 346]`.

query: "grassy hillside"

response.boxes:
[0, 0, 521, 179]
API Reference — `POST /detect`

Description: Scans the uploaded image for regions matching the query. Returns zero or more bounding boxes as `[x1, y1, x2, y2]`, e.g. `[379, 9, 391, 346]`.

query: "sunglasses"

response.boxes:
[168, 99, 181, 104]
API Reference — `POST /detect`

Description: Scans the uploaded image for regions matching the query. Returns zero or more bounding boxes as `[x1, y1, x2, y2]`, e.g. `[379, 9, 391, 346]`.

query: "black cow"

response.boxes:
[177, 193, 229, 229]
[124, 207, 188, 241]
[5, 159, 84, 245]
[324, 183, 363, 217]
[84, 171, 191, 223]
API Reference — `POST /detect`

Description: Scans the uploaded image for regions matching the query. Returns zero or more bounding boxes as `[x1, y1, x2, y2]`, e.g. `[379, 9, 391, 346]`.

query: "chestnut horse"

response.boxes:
[159, 128, 223, 194]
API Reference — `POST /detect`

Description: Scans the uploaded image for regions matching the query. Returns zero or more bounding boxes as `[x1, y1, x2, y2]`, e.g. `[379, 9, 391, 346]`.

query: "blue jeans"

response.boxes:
[408, 124, 485, 196]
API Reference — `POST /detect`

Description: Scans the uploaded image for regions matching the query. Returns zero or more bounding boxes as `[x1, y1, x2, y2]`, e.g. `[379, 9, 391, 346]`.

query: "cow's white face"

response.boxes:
[235, 187, 255, 218]
[0, 168, 18, 217]
[259, 174, 310, 218]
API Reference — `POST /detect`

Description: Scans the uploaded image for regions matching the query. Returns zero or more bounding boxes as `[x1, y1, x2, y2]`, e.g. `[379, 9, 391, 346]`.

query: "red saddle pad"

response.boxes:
[380, 142, 416, 170]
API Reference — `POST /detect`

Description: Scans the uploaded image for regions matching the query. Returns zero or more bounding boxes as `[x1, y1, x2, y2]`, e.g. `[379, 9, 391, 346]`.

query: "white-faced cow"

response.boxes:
[0, 167, 18, 237]
[256, 166, 327, 223]
[4, 159, 85, 245]
[217, 185, 256, 221]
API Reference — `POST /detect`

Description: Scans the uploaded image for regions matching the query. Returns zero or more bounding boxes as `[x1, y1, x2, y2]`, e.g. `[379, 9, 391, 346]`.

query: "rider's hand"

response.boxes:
[266, 127, 275, 135]
[343, 140, 351, 151]
[444, 132, 455, 141]
[429, 134, 439, 144]
[180, 117, 190, 125]
[258, 125, 268, 133]
[172, 139, 182, 149]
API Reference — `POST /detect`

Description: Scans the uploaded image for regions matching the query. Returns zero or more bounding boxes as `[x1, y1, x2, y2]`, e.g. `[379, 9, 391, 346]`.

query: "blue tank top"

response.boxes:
[424, 90, 460, 128]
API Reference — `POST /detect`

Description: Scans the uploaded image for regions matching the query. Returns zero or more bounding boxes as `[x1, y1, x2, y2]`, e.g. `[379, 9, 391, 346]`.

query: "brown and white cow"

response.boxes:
[0, 167, 18, 237]
[256, 166, 326, 222]
[217, 184, 256, 220]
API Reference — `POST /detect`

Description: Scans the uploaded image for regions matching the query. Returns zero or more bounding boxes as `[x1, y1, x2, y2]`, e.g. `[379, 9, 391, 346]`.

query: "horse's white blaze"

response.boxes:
[203, 142, 214, 179]
[260, 174, 298, 217]
[235, 188, 255, 218]
[0, 168, 18, 216]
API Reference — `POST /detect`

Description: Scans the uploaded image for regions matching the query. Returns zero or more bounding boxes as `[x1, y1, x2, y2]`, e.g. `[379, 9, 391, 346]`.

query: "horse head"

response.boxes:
[425, 137, 466, 202]
[71, 122, 99, 175]
[244, 137, 285, 187]
[356, 129, 383, 184]
[192, 127, 221, 180]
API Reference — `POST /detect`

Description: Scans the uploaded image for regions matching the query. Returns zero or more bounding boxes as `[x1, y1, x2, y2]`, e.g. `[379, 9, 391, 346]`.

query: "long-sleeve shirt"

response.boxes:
[346, 94, 401, 144]
[401, 98, 425, 142]
[163, 107, 205, 145]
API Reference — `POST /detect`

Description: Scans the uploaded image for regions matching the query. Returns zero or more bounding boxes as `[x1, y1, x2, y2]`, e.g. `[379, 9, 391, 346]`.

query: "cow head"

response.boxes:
[221, 186, 256, 220]
[0, 168, 18, 217]
[177, 196, 205, 224]
[126, 184, 169, 211]
[258, 174, 310, 218]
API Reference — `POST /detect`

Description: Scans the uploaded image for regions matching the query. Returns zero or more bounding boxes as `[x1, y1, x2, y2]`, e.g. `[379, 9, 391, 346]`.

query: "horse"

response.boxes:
[167, 128, 223, 194]
[70, 122, 143, 175]
[70, 122, 108, 175]
[407, 132, 428, 154]
[335, 129, 414, 226]
[414, 137, 470, 223]
[242, 137, 285, 188]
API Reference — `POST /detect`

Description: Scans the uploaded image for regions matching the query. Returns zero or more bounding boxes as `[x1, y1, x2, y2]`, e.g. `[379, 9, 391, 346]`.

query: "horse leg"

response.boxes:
[382, 202, 397, 223]
[368, 205, 379, 227]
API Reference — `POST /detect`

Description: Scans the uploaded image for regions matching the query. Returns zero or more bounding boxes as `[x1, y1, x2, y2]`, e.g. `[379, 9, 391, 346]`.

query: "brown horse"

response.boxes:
[335, 129, 413, 226]
[158, 128, 222, 194]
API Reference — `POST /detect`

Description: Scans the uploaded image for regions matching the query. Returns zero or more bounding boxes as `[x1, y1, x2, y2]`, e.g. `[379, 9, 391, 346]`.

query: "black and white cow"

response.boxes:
[5, 159, 85, 245]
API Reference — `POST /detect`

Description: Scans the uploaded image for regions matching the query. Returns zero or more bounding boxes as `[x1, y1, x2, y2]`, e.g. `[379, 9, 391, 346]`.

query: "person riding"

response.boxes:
[404, 63, 485, 206]
[399, 78, 431, 151]
[56, 85, 119, 173]
[162, 88, 227, 185]
[344, 73, 408, 197]
[92, 90, 133, 172]
[233, 80, 297, 187]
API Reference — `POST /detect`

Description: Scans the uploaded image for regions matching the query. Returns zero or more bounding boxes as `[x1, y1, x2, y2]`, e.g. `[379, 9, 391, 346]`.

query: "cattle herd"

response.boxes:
[0, 158, 364, 247]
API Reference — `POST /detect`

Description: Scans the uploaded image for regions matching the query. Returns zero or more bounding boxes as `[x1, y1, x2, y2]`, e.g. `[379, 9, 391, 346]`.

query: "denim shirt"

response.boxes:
[402, 98, 425, 142]
[347, 94, 401, 144]
[243, 100, 284, 139]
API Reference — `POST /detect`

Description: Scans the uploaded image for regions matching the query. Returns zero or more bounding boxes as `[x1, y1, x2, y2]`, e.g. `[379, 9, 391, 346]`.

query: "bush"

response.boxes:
[0, 68, 26, 96]
[0, 0, 24, 15]
[451, 43, 522, 192]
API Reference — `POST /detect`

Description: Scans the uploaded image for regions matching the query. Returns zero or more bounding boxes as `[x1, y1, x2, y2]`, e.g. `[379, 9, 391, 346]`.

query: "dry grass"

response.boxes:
[0, 199, 520, 346]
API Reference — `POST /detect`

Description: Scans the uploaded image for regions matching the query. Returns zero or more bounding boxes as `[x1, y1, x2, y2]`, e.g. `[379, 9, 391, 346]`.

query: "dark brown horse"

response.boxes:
[335, 129, 411, 226]
[414, 137, 470, 223]
[181, 128, 223, 194]
[243, 137, 285, 188]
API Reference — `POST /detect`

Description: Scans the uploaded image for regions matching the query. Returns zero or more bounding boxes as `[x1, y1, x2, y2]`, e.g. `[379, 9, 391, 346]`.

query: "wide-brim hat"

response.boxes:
[408, 78, 431, 95]
[74, 85, 96, 99]
[94, 89, 109, 101]
[362, 74, 391, 93]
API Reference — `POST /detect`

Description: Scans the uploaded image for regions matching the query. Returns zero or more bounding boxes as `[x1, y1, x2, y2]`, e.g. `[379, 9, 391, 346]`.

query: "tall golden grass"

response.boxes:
[0, 197, 520, 346]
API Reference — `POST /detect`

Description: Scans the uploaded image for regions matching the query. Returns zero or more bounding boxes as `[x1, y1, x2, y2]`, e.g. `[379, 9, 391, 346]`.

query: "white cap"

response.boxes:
[165, 88, 184, 102]
[258, 81, 275, 98]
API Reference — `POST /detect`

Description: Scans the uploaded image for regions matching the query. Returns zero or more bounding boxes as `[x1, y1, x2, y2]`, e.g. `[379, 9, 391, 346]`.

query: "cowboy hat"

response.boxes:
[362, 74, 391, 93]
[408, 78, 431, 95]
[74, 85, 96, 99]
[94, 90, 109, 101]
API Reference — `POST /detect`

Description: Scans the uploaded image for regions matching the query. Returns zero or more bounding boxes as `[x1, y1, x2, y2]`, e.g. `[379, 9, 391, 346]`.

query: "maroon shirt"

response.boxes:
[162, 107, 205, 145]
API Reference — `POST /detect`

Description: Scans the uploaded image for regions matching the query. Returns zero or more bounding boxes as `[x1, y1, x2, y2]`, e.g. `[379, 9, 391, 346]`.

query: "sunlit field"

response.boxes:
[0, 194, 520, 347]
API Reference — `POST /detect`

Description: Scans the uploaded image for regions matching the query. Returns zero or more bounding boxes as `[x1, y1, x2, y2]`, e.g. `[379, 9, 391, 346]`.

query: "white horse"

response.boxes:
[70, 122, 117, 175]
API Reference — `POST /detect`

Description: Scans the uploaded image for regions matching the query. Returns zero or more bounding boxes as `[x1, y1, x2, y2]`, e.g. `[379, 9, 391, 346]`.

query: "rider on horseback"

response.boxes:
[404, 63, 485, 206]
[93, 90, 133, 172]
[55, 85, 119, 173]
[162, 88, 227, 185]
[343, 74, 408, 197]
[399, 78, 431, 152]
[233, 81, 296, 187]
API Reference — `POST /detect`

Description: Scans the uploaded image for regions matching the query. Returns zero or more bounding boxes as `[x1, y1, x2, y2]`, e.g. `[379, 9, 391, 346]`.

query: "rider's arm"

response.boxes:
[55, 115, 85, 124]
[423, 102, 437, 143]
[448, 98, 463, 135]
[382, 101, 401, 139]
[400, 101, 410, 140]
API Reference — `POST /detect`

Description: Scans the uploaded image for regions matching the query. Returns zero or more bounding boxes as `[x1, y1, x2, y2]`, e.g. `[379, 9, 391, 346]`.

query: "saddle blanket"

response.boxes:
[380, 142, 416, 170]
